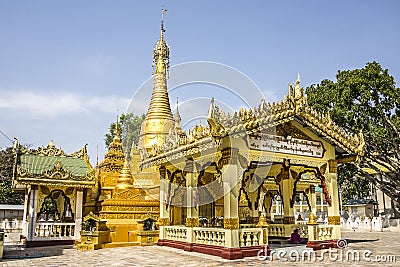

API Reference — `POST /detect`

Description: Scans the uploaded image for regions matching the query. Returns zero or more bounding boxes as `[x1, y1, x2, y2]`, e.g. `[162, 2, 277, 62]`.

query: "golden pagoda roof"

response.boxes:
[100, 123, 124, 173]
[141, 75, 364, 163]
[114, 159, 134, 191]
[206, 76, 364, 157]
[139, 10, 175, 153]
[146, 12, 172, 120]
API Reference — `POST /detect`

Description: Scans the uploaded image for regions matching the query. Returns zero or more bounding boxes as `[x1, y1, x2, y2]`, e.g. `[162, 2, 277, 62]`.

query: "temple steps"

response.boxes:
[102, 242, 140, 248]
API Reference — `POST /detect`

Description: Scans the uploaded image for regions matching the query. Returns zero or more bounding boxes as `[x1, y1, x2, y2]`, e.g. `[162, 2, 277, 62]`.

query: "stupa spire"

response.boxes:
[100, 121, 124, 173]
[138, 7, 175, 153]
[115, 159, 134, 191]
[147, 7, 172, 120]
[174, 97, 182, 132]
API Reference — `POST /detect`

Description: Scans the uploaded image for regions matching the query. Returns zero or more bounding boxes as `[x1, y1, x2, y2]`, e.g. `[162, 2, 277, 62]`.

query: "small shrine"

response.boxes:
[77, 212, 110, 250]
[13, 141, 95, 247]
[85, 124, 159, 247]
[136, 214, 159, 246]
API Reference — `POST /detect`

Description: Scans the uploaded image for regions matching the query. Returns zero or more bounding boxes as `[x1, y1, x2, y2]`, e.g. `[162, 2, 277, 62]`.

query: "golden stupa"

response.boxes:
[80, 12, 176, 248]
[138, 13, 174, 153]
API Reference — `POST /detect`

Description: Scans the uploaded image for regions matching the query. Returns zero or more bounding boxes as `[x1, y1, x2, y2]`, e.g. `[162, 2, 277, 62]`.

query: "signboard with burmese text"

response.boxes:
[248, 133, 325, 158]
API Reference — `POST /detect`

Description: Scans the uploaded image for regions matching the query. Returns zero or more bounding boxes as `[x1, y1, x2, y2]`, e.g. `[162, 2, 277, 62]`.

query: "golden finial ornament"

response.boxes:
[256, 214, 269, 228]
[115, 159, 134, 191]
[307, 212, 318, 225]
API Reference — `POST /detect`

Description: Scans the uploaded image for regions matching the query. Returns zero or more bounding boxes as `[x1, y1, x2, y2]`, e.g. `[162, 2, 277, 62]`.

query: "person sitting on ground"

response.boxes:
[290, 229, 306, 244]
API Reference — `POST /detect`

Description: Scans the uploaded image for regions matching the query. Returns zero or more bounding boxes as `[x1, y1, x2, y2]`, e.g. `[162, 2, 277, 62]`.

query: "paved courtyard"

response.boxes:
[1, 228, 399, 266]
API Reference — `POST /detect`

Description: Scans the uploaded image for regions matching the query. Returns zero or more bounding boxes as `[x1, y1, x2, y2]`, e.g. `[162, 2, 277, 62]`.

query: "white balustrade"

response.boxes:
[268, 224, 284, 237]
[238, 228, 262, 247]
[34, 222, 75, 240]
[0, 219, 22, 230]
[316, 225, 333, 241]
[164, 226, 187, 242]
[193, 227, 226, 247]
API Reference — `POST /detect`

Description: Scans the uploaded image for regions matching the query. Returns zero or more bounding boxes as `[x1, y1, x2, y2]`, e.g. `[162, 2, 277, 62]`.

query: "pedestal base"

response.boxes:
[157, 239, 270, 260]
[26, 239, 74, 247]
[306, 240, 338, 250]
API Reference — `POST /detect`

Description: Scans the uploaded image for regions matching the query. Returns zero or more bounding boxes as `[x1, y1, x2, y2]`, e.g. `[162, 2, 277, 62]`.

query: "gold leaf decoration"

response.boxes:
[65, 187, 74, 195]
[52, 191, 60, 199]
[40, 185, 50, 195]
[320, 163, 327, 175]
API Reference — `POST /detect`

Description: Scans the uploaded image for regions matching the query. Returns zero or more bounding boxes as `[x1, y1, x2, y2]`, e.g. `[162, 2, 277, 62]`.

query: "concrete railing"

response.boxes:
[193, 227, 226, 247]
[340, 216, 400, 231]
[0, 219, 22, 231]
[163, 226, 266, 248]
[316, 225, 333, 241]
[238, 228, 263, 246]
[165, 226, 187, 241]
[268, 224, 285, 237]
[35, 222, 75, 240]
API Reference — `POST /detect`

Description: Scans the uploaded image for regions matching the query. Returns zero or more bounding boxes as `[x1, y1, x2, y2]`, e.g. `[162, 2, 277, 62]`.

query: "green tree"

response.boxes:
[306, 62, 400, 204]
[0, 147, 24, 204]
[104, 113, 145, 157]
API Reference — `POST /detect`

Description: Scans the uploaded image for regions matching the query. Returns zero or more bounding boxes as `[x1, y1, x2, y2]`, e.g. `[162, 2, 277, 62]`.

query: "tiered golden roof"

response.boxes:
[207, 77, 364, 157]
[100, 124, 124, 173]
[141, 75, 364, 161]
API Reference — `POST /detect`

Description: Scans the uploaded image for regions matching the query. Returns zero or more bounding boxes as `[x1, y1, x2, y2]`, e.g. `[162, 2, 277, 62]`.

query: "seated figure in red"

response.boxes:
[290, 229, 307, 244]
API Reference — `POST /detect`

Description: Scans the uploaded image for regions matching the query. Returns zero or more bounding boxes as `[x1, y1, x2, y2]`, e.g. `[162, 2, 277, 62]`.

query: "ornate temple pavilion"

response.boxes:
[137, 14, 365, 259]
[12, 10, 365, 259]
[13, 141, 95, 246]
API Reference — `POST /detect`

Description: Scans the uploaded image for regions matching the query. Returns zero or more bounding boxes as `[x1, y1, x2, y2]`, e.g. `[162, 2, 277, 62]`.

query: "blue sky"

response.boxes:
[1, 1, 399, 163]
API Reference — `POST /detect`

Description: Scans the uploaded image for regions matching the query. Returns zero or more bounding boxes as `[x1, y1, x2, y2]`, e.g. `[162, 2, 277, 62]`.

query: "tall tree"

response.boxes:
[306, 62, 400, 205]
[0, 147, 24, 204]
[104, 113, 145, 157]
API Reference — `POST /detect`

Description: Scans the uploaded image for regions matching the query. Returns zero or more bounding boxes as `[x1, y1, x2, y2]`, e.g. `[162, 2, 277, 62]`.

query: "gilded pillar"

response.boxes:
[221, 148, 240, 248]
[185, 160, 198, 225]
[281, 166, 294, 225]
[158, 167, 170, 240]
[185, 160, 199, 244]
[308, 185, 317, 215]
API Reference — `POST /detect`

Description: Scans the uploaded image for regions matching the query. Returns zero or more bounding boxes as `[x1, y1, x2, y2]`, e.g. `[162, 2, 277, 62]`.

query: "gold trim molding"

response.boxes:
[223, 217, 239, 229]
[328, 160, 338, 173]
[158, 217, 171, 226]
[328, 216, 341, 225]
[185, 217, 199, 227]
[283, 216, 295, 224]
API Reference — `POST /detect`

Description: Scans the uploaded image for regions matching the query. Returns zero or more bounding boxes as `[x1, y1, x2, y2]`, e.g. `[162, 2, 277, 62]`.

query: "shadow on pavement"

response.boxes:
[2, 244, 73, 261]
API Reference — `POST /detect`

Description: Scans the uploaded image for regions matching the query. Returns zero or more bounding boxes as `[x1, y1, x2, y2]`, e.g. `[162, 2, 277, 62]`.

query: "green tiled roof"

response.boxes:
[20, 154, 90, 177]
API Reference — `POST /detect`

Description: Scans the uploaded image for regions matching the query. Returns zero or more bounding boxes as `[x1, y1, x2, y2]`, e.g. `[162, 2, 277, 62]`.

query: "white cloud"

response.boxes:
[0, 90, 131, 117]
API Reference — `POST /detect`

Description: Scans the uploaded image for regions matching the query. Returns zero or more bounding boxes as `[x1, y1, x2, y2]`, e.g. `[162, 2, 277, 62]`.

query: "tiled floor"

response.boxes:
[1, 228, 399, 266]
